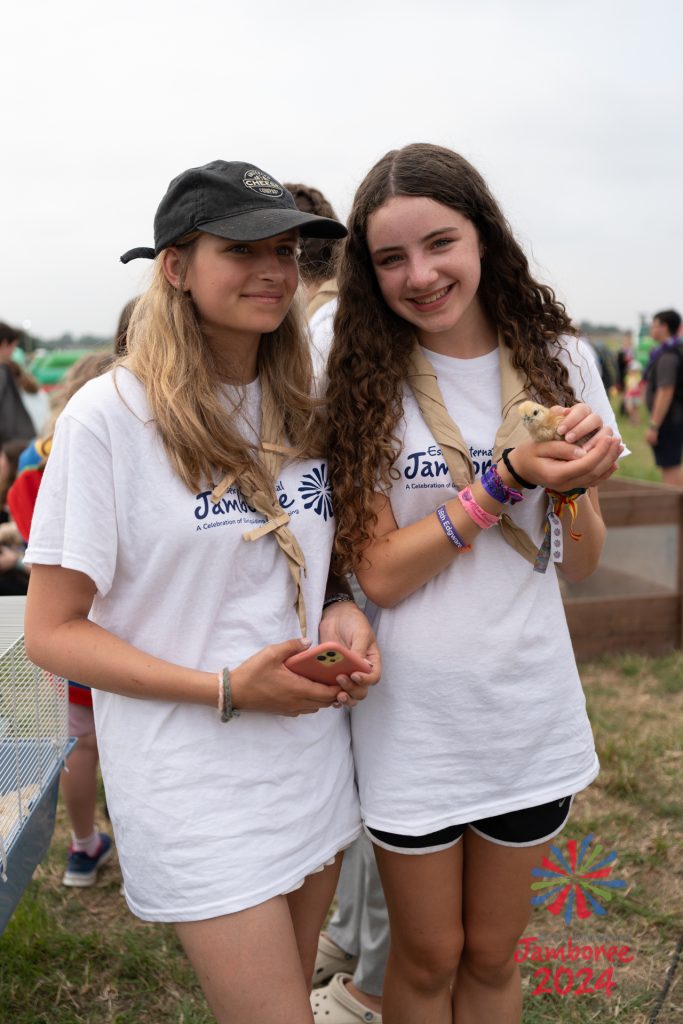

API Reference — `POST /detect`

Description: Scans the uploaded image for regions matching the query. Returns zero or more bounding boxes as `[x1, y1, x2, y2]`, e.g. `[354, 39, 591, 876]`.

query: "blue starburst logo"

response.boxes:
[298, 464, 334, 520]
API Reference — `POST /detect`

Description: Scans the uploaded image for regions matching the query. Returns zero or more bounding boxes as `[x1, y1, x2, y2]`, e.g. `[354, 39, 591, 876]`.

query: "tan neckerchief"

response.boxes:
[210, 379, 309, 634]
[406, 338, 539, 564]
[306, 278, 338, 319]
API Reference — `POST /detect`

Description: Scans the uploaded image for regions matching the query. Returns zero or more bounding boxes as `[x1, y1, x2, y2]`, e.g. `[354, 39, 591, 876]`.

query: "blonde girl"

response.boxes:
[25, 160, 379, 1024]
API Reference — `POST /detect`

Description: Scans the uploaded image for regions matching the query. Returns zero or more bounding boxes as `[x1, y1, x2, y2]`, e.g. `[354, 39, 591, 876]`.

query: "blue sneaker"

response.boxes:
[62, 833, 113, 887]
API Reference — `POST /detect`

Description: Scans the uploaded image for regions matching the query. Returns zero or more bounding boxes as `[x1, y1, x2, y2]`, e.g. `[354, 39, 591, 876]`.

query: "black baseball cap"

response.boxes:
[120, 160, 347, 264]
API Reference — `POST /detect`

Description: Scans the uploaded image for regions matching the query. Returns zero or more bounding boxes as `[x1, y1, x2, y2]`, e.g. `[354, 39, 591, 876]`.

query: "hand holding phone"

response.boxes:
[284, 641, 371, 686]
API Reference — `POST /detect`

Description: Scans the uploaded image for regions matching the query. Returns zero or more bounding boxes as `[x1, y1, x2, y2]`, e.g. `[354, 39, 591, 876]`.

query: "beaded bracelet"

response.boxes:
[457, 486, 500, 529]
[436, 505, 471, 550]
[501, 448, 537, 490]
[217, 667, 240, 723]
[480, 463, 523, 506]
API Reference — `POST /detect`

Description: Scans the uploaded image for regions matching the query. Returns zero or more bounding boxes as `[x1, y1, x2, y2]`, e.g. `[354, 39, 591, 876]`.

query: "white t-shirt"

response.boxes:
[308, 297, 336, 385]
[352, 337, 617, 834]
[26, 369, 360, 921]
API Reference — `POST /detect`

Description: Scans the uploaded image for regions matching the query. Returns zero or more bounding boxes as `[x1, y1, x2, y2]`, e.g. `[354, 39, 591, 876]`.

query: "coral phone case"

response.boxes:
[284, 641, 371, 685]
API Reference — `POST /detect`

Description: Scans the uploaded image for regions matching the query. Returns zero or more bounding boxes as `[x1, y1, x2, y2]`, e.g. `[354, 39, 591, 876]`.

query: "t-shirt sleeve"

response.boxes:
[309, 298, 337, 396]
[24, 413, 118, 596]
[655, 352, 680, 389]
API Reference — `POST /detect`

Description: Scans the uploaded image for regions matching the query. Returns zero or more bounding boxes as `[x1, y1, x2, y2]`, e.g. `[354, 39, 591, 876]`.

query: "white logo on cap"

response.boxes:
[242, 169, 284, 198]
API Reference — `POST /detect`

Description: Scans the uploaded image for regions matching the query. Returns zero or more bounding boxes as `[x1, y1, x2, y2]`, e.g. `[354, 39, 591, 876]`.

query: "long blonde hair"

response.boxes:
[124, 237, 319, 494]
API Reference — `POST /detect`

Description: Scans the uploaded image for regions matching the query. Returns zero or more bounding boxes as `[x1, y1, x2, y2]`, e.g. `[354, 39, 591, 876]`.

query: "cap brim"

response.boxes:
[198, 208, 347, 242]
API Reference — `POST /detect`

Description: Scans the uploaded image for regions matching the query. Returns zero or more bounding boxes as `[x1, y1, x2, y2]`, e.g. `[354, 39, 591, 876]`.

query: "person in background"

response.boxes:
[284, 184, 344, 384]
[0, 439, 32, 593]
[9, 350, 117, 885]
[114, 296, 138, 356]
[289, 183, 389, 1023]
[284, 184, 341, 317]
[0, 321, 37, 447]
[644, 309, 683, 487]
[623, 358, 644, 427]
[616, 330, 634, 415]
[0, 439, 30, 520]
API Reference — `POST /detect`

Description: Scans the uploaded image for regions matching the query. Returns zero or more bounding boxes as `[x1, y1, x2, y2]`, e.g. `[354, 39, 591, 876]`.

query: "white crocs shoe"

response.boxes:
[311, 973, 382, 1023]
[313, 933, 359, 987]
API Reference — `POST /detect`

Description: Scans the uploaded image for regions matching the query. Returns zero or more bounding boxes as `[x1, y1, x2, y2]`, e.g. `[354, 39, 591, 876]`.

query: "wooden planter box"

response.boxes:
[561, 478, 683, 661]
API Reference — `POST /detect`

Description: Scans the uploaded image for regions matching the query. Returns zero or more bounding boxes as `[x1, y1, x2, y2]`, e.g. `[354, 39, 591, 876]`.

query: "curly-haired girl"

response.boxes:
[326, 143, 622, 1024]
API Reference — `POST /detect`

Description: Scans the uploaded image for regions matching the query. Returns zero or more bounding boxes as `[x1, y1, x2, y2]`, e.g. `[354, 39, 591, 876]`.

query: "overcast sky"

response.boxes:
[2, 0, 681, 340]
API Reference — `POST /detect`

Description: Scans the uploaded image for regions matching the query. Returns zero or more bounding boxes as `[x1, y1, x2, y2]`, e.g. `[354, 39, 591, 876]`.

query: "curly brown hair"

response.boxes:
[284, 183, 342, 285]
[327, 143, 577, 573]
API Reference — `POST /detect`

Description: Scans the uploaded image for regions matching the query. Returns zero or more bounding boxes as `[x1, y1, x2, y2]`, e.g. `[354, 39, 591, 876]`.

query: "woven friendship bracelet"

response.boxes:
[480, 463, 524, 506]
[218, 667, 240, 723]
[501, 448, 537, 490]
[533, 488, 588, 573]
[457, 486, 500, 530]
[545, 488, 587, 541]
[436, 505, 471, 550]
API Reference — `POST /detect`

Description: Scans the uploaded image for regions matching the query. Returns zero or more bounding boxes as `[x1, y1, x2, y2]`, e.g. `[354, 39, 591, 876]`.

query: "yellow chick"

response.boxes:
[518, 401, 566, 442]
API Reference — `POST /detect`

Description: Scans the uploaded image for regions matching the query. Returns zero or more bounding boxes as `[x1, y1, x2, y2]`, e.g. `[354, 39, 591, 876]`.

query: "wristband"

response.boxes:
[218, 667, 240, 723]
[501, 448, 537, 490]
[648, 421, 660, 431]
[322, 593, 356, 610]
[480, 463, 524, 506]
[457, 486, 500, 529]
[436, 505, 471, 550]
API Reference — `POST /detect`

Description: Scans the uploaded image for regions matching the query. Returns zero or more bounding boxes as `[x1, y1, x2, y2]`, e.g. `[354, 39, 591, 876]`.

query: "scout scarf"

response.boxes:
[306, 278, 338, 320]
[406, 338, 540, 565]
[210, 379, 311, 634]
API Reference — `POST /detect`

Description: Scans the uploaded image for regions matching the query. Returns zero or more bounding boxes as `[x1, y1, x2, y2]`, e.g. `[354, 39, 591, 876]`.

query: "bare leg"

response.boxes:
[374, 842, 464, 1024]
[60, 731, 99, 837]
[346, 979, 382, 1013]
[288, 854, 343, 988]
[175, 896, 314, 1024]
[662, 466, 683, 487]
[453, 830, 553, 1024]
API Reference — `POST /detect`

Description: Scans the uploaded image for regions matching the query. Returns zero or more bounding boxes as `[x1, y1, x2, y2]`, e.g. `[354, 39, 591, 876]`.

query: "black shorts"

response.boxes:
[652, 421, 683, 468]
[366, 796, 572, 854]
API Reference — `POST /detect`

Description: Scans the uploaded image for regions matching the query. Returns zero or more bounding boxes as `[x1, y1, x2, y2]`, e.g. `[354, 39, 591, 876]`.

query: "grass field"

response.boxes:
[1, 407, 679, 1023]
[612, 400, 661, 483]
[1, 648, 681, 1023]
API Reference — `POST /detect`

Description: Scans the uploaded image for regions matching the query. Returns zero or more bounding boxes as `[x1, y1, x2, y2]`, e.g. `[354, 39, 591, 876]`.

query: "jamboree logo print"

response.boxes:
[298, 464, 334, 520]
[521, 835, 631, 1000]
[531, 833, 627, 924]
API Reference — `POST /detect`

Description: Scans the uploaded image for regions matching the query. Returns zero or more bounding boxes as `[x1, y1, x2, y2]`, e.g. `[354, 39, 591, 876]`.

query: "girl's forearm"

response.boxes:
[25, 565, 216, 707]
[26, 615, 217, 705]
[556, 488, 605, 582]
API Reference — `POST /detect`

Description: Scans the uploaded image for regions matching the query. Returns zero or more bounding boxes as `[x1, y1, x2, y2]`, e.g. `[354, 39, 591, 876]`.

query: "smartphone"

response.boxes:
[284, 641, 371, 686]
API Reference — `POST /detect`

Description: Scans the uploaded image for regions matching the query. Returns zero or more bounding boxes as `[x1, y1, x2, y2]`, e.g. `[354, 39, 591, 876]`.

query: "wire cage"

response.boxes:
[0, 596, 70, 933]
